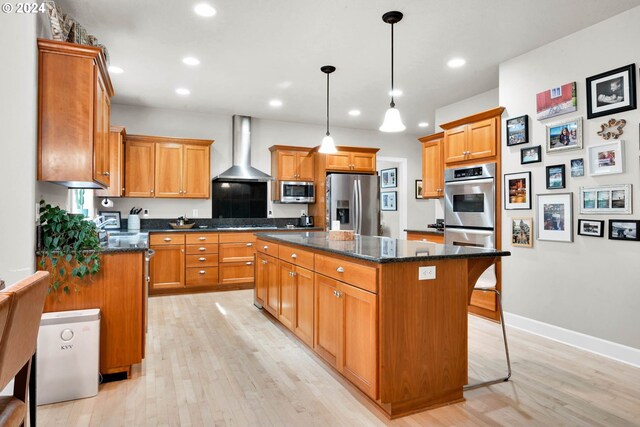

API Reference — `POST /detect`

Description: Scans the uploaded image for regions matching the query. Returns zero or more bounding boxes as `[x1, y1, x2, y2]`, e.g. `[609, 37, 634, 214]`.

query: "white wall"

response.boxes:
[0, 13, 41, 284]
[435, 88, 499, 131]
[73, 104, 435, 227]
[500, 7, 640, 349]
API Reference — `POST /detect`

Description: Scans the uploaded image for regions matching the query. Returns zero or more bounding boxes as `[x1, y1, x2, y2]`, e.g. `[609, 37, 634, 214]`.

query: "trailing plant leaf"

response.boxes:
[38, 200, 101, 294]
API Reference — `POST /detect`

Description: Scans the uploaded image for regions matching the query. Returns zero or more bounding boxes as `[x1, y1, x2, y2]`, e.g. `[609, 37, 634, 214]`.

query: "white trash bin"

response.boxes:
[37, 308, 100, 405]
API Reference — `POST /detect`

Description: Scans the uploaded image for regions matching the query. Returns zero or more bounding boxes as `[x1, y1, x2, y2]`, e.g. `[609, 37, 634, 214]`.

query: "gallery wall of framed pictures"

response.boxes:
[504, 62, 639, 246]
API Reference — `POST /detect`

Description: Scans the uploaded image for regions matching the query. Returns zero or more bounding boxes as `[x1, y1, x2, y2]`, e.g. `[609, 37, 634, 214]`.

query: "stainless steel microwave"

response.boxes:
[279, 181, 315, 203]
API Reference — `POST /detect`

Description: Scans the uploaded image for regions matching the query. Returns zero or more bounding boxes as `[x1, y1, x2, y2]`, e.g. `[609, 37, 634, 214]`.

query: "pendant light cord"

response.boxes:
[326, 72, 330, 136]
[390, 23, 395, 108]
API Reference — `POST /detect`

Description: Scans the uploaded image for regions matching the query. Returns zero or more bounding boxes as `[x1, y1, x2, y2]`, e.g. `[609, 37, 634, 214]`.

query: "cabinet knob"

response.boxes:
[199, 237, 206, 241]
[246, 243, 253, 247]
[262, 260, 267, 265]
[291, 254, 297, 259]
[263, 245, 268, 250]
[199, 270, 206, 275]
[199, 247, 206, 251]
[103, 172, 110, 176]
[150, 189, 154, 194]
[336, 266, 344, 273]
[246, 261, 253, 265]
[198, 257, 206, 261]
[333, 289, 342, 297]
[163, 238, 171, 242]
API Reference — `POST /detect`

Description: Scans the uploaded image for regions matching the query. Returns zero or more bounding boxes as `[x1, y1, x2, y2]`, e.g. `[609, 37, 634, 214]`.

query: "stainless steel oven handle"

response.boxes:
[444, 178, 494, 186]
[445, 228, 494, 236]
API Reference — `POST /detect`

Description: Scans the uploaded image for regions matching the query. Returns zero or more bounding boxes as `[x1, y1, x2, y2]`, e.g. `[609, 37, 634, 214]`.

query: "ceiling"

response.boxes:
[58, 0, 640, 134]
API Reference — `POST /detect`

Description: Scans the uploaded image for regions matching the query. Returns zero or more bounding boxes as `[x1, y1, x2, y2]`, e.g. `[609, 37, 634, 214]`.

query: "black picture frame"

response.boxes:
[381, 191, 397, 211]
[586, 64, 637, 119]
[504, 171, 532, 210]
[98, 211, 121, 229]
[506, 115, 529, 146]
[546, 164, 566, 190]
[520, 145, 542, 164]
[415, 180, 423, 199]
[380, 168, 397, 188]
[577, 219, 604, 237]
[608, 219, 640, 241]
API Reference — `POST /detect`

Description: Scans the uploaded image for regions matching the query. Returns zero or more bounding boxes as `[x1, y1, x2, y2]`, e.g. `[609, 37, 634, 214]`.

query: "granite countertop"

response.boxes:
[404, 228, 445, 235]
[140, 226, 323, 233]
[256, 232, 510, 264]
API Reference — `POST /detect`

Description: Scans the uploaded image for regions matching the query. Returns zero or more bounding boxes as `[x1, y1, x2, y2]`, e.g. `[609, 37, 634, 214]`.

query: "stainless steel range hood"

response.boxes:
[213, 115, 273, 181]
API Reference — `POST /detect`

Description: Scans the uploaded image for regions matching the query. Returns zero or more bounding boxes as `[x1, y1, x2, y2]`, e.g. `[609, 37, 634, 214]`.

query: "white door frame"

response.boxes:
[377, 156, 408, 239]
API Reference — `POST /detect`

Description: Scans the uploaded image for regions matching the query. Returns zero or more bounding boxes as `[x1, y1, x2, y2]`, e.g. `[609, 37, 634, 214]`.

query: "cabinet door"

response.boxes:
[93, 74, 109, 187]
[279, 262, 296, 331]
[255, 253, 270, 306]
[314, 274, 341, 367]
[297, 152, 315, 181]
[183, 144, 210, 198]
[277, 151, 298, 180]
[149, 245, 185, 290]
[96, 128, 124, 198]
[422, 140, 443, 198]
[125, 141, 155, 197]
[351, 152, 376, 172]
[325, 152, 351, 171]
[265, 257, 279, 318]
[337, 281, 378, 399]
[294, 266, 314, 347]
[155, 143, 183, 198]
[467, 117, 496, 160]
[218, 260, 255, 285]
[443, 126, 468, 164]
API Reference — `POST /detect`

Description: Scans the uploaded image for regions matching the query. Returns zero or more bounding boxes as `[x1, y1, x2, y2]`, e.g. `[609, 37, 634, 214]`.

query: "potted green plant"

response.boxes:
[38, 200, 101, 294]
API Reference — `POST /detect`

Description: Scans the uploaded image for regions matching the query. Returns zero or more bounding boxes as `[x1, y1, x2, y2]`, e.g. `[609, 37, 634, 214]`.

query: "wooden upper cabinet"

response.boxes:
[325, 152, 352, 171]
[351, 152, 376, 172]
[96, 126, 126, 198]
[441, 107, 504, 166]
[324, 149, 377, 173]
[183, 144, 210, 198]
[155, 143, 183, 198]
[125, 140, 155, 198]
[269, 146, 315, 181]
[37, 39, 114, 188]
[418, 133, 444, 199]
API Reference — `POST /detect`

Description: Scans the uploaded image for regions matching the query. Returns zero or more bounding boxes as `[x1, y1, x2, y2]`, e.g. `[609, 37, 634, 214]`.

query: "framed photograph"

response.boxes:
[536, 82, 577, 120]
[587, 140, 624, 176]
[98, 211, 121, 230]
[580, 184, 632, 214]
[520, 145, 542, 164]
[546, 117, 582, 153]
[586, 64, 637, 119]
[546, 164, 566, 190]
[608, 220, 640, 241]
[536, 193, 573, 242]
[380, 168, 397, 188]
[506, 115, 529, 146]
[504, 172, 532, 210]
[381, 191, 397, 211]
[577, 219, 605, 237]
[570, 158, 584, 177]
[512, 217, 533, 247]
[415, 180, 423, 199]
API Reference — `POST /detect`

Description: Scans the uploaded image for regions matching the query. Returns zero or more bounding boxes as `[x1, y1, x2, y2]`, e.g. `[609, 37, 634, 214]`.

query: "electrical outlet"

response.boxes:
[418, 266, 436, 281]
[143, 209, 149, 217]
[192, 209, 199, 218]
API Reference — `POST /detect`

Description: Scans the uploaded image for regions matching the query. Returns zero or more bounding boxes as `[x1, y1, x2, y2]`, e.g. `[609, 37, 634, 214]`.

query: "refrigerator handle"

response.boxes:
[357, 179, 363, 235]
[353, 179, 359, 234]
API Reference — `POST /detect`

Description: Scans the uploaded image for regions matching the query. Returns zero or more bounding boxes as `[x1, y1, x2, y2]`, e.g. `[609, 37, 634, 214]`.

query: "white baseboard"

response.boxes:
[503, 312, 640, 368]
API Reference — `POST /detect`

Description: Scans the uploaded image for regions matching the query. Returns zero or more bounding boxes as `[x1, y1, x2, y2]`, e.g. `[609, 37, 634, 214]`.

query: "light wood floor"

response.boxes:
[38, 290, 640, 427]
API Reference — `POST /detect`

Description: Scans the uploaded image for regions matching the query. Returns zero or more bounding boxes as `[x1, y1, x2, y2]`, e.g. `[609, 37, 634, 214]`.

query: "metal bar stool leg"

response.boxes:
[464, 289, 512, 391]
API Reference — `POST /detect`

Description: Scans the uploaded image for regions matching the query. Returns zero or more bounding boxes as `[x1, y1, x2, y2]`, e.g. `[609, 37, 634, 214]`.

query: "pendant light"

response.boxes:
[379, 11, 406, 133]
[319, 65, 338, 154]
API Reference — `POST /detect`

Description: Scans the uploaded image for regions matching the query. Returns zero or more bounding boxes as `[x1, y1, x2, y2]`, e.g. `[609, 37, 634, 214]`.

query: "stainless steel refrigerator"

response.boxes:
[326, 174, 380, 236]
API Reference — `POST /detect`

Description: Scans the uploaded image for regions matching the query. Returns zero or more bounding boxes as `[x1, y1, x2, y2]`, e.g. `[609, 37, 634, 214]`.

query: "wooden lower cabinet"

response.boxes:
[255, 252, 276, 309]
[293, 266, 314, 347]
[279, 262, 296, 331]
[219, 261, 255, 285]
[149, 245, 185, 290]
[406, 231, 445, 244]
[314, 273, 340, 367]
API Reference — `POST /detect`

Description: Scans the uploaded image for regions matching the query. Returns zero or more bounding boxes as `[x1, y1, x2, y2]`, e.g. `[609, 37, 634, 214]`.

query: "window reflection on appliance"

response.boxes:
[336, 200, 350, 224]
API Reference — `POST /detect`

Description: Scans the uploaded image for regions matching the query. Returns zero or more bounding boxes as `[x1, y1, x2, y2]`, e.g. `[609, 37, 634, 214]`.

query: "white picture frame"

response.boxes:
[536, 193, 573, 242]
[579, 184, 632, 215]
[546, 117, 583, 153]
[587, 140, 624, 176]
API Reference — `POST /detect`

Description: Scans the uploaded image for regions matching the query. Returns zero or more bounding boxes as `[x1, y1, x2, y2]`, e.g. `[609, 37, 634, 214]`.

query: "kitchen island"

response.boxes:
[254, 231, 510, 418]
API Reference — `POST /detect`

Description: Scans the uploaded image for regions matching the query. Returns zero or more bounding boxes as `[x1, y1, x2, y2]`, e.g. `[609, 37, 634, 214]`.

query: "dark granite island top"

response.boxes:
[256, 231, 509, 264]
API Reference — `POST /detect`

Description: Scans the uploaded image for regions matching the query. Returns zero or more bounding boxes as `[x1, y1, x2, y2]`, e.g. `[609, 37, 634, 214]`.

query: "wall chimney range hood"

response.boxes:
[213, 115, 273, 181]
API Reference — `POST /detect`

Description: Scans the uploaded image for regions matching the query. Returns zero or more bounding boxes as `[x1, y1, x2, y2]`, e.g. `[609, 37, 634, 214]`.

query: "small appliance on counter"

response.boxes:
[427, 219, 445, 230]
[300, 214, 314, 227]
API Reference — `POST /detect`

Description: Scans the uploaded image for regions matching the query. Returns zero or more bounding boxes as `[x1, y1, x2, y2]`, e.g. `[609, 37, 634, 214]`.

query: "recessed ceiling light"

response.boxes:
[418, 122, 429, 128]
[108, 66, 123, 74]
[194, 3, 216, 17]
[348, 110, 361, 116]
[388, 89, 403, 97]
[269, 99, 283, 107]
[175, 88, 191, 95]
[182, 57, 200, 66]
[447, 57, 466, 68]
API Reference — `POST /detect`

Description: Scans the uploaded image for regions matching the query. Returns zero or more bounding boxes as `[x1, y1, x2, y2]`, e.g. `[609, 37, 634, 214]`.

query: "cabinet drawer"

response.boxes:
[219, 242, 256, 263]
[219, 261, 255, 285]
[219, 232, 257, 244]
[186, 267, 219, 287]
[256, 239, 279, 256]
[149, 233, 185, 246]
[315, 254, 377, 293]
[185, 243, 219, 255]
[278, 244, 314, 270]
[185, 233, 219, 244]
[186, 254, 219, 267]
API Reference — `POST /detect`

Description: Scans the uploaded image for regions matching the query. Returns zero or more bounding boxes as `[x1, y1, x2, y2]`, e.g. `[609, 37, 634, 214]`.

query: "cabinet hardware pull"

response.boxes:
[150, 189, 154, 193]
[262, 260, 267, 264]
[199, 247, 206, 251]
[336, 266, 344, 273]
[246, 243, 253, 247]
[199, 270, 206, 274]
[163, 238, 171, 242]
[104, 172, 110, 176]
[336, 291, 342, 298]
[199, 257, 206, 261]
[263, 245, 268, 250]
[291, 272, 296, 277]
[246, 261, 253, 265]
[199, 237, 206, 241]
[291, 254, 297, 259]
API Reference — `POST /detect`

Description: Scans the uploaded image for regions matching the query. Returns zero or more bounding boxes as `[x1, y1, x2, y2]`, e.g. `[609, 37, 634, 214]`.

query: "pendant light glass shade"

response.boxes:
[379, 107, 406, 132]
[319, 134, 337, 153]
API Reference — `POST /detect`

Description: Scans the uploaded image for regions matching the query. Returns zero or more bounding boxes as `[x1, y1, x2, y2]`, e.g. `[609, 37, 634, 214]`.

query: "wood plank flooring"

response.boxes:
[38, 290, 640, 426]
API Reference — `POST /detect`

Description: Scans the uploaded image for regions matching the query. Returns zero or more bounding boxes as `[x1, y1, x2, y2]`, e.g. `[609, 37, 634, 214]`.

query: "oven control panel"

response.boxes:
[453, 167, 484, 179]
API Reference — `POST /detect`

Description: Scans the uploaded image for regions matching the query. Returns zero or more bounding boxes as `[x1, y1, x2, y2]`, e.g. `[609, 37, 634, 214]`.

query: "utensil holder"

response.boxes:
[128, 214, 140, 231]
